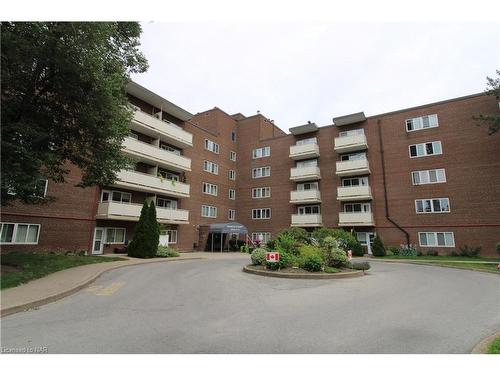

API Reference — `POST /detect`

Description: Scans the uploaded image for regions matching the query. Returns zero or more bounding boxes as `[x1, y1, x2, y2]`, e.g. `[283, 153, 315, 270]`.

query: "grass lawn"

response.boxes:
[415, 261, 500, 273]
[1, 252, 127, 290]
[487, 338, 500, 354]
[383, 255, 500, 262]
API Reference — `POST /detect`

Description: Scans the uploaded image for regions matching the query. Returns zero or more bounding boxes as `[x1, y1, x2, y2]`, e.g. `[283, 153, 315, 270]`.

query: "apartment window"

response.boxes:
[296, 137, 317, 146]
[157, 197, 177, 209]
[105, 228, 126, 244]
[252, 187, 271, 198]
[204, 139, 219, 154]
[252, 232, 271, 243]
[228, 209, 236, 220]
[160, 143, 181, 156]
[231, 131, 236, 142]
[229, 151, 237, 162]
[203, 160, 219, 175]
[202, 182, 218, 196]
[298, 205, 320, 215]
[297, 182, 318, 191]
[252, 166, 271, 178]
[339, 129, 364, 137]
[1, 223, 40, 244]
[229, 189, 236, 200]
[340, 152, 366, 161]
[344, 203, 371, 212]
[252, 146, 271, 159]
[201, 205, 217, 218]
[296, 159, 318, 168]
[406, 114, 439, 132]
[412, 169, 446, 185]
[252, 208, 271, 219]
[160, 229, 178, 244]
[415, 198, 450, 213]
[342, 177, 369, 187]
[158, 168, 179, 181]
[409, 141, 442, 158]
[229, 170, 236, 180]
[418, 232, 455, 247]
[101, 190, 131, 203]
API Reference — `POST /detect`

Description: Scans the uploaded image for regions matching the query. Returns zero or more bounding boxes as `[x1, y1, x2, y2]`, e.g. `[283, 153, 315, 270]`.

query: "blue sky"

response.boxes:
[132, 22, 500, 132]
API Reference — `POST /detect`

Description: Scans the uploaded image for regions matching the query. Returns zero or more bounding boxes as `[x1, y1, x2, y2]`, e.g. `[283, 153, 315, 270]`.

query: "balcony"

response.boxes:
[289, 143, 320, 160]
[122, 137, 191, 172]
[335, 159, 370, 176]
[337, 186, 372, 201]
[131, 110, 193, 148]
[97, 202, 189, 224]
[290, 166, 321, 182]
[112, 169, 190, 198]
[334, 134, 368, 153]
[290, 189, 322, 204]
[291, 214, 323, 227]
[338, 212, 374, 226]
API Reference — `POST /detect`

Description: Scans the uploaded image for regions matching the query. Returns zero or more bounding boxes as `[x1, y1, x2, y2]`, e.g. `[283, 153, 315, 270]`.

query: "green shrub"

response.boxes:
[250, 247, 267, 265]
[459, 245, 481, 257]
[352, 261, 371, 271]
[386, 250, 394, 256]
[388, 246, 400, 256]
[329, 248, 348, 267]
[371, 235, 386, 257]
[275, 233, 299, 255]
[426, 250, 438, 256]
[128, 201, 159, 258]
[278, 227, 310, 245]
[324, 266, 341, 273]
[266, 239, 276, 250]
[497, 243, 500, 256]
[300, 253, 324, 272]
[311, 227, 336, 243]
[156, 246, 179, 258]
[399, 244, 418, 256]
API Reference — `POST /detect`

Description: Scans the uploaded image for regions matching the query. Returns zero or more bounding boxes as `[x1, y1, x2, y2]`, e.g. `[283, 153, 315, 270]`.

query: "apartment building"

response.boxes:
[1, 83, 499, 256]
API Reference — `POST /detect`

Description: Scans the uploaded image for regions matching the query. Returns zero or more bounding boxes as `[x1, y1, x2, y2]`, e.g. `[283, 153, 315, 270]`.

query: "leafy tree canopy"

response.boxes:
[1, 22, 148, 205]
[474, 69, 500, 135]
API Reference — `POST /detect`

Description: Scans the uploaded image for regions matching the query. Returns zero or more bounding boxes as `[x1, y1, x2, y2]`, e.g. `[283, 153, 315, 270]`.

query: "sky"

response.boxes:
[131, 22, 500, 132]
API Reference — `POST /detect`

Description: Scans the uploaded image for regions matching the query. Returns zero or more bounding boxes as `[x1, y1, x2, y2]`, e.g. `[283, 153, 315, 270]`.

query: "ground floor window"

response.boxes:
[105, 227, 126, 244]
[418, 232, 455, 247]
[252, 232, 271, 244]
[160, 229, 177, 244]
[0, 222, 40, 244]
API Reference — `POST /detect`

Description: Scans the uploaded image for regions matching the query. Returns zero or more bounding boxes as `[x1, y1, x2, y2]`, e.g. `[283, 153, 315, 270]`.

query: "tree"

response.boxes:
[371, 235, 386, 257]
[1, 22, 148, 205]
[473, 70, 500, 135]
[127, 201, 158, 258]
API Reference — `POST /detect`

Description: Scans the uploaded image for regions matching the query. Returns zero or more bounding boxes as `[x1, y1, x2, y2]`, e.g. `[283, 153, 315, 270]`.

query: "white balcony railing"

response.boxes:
[290, 189, 322, 204]
[289, 143, 320, 160]
[97, 202, 189, 224]
[122, 137, 191, 172]
[291, 214, 323, 227]
[131, 110, 193, 148]
[338, 212, 374, 226]
[335, 158, 370, 176]
[334, 134, 368, 153]
[290, 166, 321, 181]
[336, 185, 372, 201]
[112, 169, 190, 198]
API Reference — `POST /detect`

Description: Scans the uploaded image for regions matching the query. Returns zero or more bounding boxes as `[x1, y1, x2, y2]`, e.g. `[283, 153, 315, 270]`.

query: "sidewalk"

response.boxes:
[1, 252, 247, 317]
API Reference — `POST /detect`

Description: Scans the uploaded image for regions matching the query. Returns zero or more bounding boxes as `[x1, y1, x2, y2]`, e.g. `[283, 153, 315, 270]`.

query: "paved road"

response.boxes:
[1, 256, 499, 353]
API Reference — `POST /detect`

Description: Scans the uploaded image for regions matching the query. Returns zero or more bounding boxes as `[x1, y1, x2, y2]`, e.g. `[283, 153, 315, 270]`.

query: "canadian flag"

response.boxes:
[266, 252, 280, 262]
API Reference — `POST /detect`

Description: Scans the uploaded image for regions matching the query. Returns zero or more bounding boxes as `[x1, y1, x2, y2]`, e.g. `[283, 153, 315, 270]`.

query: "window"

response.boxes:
[339, 129, 364, 137]
[412, 169, 446, 185]
[252, 146, 271, 159]
[158, 169, 179, 181]
[296, 159, 318, 168]
[297, 182, 318, 191]
[202, 182, 218, 196]
[252, 166, 271, 178]
[409, 141, 442, 158]
[340, 152, 366, 161]
[252, 208, 271, 219]
[406, 114, 439, 132]
[252, 187, 271, 198]
[161, 229, 178, 244]
[105, 228, 126, 244]
[418, 232, 455, 247]
[1, 223, 40, 244]
[229, 151, 237, 162]
[202, 205, 217, 218]
[204, 139, 219, 154]
[229, 189, 236, 200]
[342, 177, 369, 187]
[231, 131, 236, 142]
[297, 205, 320, 215]
[157, 197, 177, 209]
[228, 209, 236, 220]
[344, 203, 371, 212]
[415, 198, 450, 213]
[252, 232, 271, 243]
[160, 143, 181, 155]
[203, 160, 219, 175]
[101, 190, 131, 203]
[296, 137, 317, 146]
[229, 170, 236, 180]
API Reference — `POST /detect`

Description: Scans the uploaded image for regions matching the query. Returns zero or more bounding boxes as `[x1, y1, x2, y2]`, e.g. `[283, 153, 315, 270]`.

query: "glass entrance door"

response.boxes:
[93, 227, 105, 255]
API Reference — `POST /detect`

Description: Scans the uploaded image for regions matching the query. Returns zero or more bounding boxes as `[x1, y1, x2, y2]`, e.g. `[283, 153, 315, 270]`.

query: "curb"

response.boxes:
[471, 331, 500, 354]
[242, 265, 364, 279]
[0, 257, 205, 318]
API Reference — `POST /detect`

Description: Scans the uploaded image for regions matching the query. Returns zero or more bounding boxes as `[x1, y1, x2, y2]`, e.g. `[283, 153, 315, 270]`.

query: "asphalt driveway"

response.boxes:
[1, 256, 499, 353]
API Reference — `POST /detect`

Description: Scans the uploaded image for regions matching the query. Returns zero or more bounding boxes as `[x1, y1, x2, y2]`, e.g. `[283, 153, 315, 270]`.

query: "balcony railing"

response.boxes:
[291, 214, 323, 227]
[131, 110, 193, 148]
[335, 158, 370, 176]
[289, 143, 320, 160]
[97, 201, 189, 224]
[290, 166, 321, 181]
[334, 134, 368, 153]
[338, 212, 374, 226]
[337, 185, 372, 201]
[122, 137, 191, 172]
[290, 189, 322, 204]
[112, 169, 190, 198]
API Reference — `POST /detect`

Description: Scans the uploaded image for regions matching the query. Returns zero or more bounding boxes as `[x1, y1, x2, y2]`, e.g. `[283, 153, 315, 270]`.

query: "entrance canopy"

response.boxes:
[208, 222, 248, 235]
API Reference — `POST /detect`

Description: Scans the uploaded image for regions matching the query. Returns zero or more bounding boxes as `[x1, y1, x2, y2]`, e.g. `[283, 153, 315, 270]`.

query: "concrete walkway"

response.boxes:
[0, 252, 248, 317]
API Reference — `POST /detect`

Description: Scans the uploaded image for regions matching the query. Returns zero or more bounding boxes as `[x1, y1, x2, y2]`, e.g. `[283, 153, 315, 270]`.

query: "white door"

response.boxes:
[92, 227, 105, 255]
[356, 232, 375, 255]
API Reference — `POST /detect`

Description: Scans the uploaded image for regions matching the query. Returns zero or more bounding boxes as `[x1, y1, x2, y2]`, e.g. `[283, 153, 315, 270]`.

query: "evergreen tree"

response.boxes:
[371, 235, 386, 257]
[127, 201, 151, 258]
[146, 201, 160, 258]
